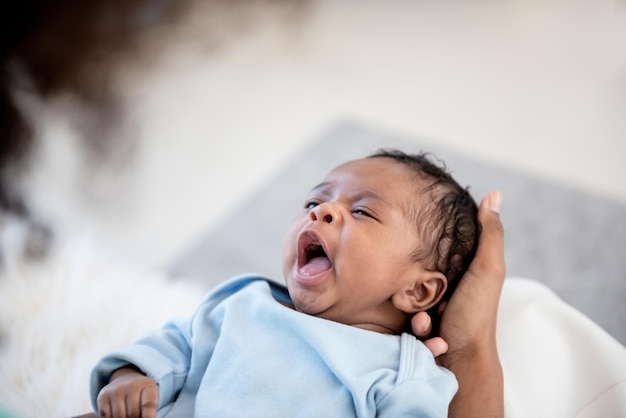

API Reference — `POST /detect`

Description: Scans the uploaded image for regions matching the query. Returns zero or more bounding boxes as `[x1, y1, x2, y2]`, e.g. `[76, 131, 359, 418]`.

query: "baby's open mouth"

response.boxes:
[297, 231, 332, 277]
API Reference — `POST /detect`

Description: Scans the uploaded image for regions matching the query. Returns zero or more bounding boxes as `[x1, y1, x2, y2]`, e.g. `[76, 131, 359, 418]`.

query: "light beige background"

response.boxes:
[18, 0, 626, 268]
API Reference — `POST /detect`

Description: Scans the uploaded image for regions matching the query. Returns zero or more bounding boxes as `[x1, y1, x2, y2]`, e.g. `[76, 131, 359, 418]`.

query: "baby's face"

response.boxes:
[282, 157, 425, 331]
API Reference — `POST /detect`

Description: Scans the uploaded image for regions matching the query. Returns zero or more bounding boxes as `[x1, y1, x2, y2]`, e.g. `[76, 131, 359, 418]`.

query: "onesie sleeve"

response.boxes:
[89, 316, 194, 411]
[376, 333, 458, 417]
[89, 276, 266, 413]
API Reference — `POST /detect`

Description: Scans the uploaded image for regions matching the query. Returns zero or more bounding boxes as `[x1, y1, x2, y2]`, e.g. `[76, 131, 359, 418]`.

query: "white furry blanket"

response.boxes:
[0, 219, 205, 417]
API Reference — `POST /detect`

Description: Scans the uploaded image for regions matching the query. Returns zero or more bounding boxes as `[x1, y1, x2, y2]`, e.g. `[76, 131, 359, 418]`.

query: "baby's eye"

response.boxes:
[352, 208, 374, 219]
[304, 201, 319, 210]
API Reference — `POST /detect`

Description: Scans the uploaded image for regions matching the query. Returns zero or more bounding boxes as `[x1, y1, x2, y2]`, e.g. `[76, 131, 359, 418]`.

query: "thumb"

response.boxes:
[469, 191, 506, 283]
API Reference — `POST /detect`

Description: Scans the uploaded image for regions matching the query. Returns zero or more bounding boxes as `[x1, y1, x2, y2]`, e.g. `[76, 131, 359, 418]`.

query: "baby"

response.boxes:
[91, 149, 480, 418]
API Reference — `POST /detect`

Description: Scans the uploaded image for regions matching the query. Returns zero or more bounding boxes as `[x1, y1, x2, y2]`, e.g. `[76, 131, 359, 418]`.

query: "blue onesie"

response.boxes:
[90, 275, 458, 417]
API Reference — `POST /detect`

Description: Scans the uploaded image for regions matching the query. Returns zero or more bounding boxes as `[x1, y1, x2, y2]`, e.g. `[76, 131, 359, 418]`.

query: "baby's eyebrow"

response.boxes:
[353, 190, 393, 208]
[310, 182, 393, 208]
[309, 182, 334, 198]
[310, 182, 330, 192]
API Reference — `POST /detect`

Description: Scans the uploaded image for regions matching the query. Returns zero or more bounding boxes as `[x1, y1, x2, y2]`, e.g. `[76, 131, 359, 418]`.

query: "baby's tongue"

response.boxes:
[300, 256, 332, 277]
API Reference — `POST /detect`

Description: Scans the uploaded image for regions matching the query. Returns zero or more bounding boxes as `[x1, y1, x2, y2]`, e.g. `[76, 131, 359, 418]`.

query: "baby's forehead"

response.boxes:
[327, 156, 409, 176]
[320, 157, 433, 211]
[325, 157, 423, 185]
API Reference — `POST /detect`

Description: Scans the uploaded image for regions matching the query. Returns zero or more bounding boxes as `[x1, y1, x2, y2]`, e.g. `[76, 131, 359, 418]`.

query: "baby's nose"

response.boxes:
[309, 203, 336, 223]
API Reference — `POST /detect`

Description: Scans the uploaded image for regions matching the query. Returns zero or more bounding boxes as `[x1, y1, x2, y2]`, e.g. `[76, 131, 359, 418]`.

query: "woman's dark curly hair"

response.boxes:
[368, 149, 480, 336]
[0, 0, 308, 262]
[0, 0, 308, 216]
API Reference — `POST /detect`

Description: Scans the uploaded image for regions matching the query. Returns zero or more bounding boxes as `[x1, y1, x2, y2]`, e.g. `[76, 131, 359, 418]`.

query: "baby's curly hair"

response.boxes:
[368, 149, 480, 336]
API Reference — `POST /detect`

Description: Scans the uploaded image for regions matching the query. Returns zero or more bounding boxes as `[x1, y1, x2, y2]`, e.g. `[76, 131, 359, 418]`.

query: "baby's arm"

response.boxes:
[90, 320, 195, 416]
[96, 366, 158, 418]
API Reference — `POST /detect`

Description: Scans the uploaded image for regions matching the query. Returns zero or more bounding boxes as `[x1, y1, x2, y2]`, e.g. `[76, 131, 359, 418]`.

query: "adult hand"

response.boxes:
[96, 366, 159, 418]
[412, 191, 505, 359]
[413, 191, 505, 418]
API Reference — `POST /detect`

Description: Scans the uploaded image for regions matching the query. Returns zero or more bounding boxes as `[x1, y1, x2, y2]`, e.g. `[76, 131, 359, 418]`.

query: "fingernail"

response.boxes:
[489, 191, 502, 214]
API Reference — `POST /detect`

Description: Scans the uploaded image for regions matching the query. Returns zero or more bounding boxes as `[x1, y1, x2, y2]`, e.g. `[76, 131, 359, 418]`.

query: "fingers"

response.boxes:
[120, 387, 157, 418]
[96, 372, 158, 418]
[411, 311, 432, 338]
[98, 392, 156, 418]
[412, 312, 450, 359]
[96, 392, 112, 418]
[97, 394, 127, 418]
[111, 397, 127, 418]
[140, 387, 159, 418]
[124, 388, 143, 418]
[468, 191, 506, 284]
[423, 337, 448, 358]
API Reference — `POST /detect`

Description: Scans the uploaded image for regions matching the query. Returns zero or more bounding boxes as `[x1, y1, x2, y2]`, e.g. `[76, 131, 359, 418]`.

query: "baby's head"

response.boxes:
[282, 149, 479, 335]
[367, 149, 480, 334]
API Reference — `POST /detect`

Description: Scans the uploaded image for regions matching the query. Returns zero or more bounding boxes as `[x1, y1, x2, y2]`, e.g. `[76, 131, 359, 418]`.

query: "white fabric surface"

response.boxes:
[498, 278, 626, 417]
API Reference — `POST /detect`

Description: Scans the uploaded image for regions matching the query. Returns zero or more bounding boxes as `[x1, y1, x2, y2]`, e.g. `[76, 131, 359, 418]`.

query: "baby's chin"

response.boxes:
[287, 291, 330, 317]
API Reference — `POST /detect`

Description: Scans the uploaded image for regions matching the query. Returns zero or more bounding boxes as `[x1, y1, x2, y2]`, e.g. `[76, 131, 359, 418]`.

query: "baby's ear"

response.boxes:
[392, 270, 447, 313]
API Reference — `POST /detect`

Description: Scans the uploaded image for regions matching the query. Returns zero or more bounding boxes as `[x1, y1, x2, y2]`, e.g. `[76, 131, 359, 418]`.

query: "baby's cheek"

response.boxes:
[281, 223, 301, 268]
